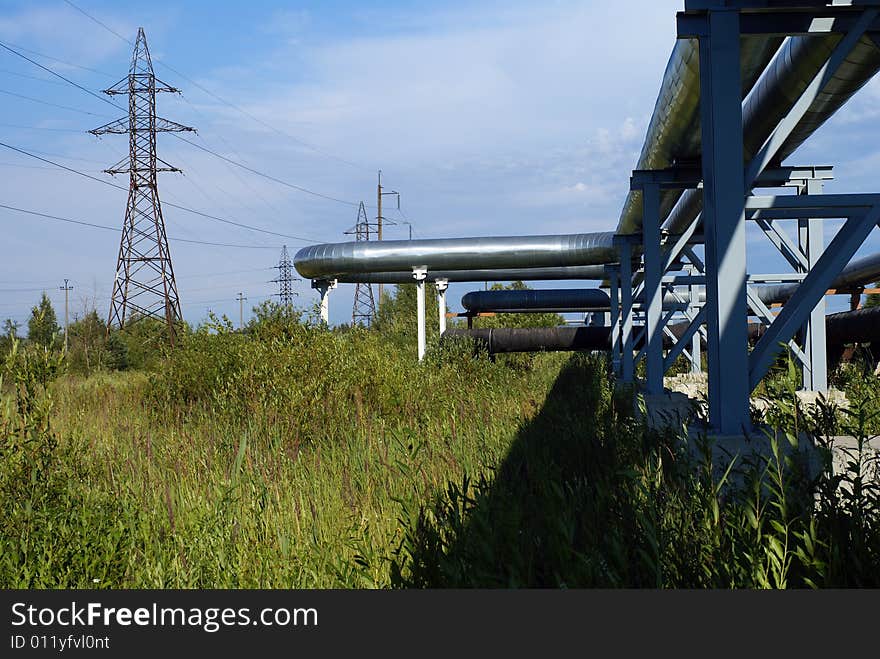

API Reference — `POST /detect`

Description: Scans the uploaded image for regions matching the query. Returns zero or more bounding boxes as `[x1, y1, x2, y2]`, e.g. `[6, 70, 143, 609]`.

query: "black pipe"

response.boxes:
[445, 307, 880, 357]
[461, 289, 610, 313]
[443, 327, 611, 354]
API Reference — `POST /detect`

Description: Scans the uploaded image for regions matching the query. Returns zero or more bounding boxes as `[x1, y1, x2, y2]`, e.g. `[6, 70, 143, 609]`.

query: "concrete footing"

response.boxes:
[631, 375, 878, 485]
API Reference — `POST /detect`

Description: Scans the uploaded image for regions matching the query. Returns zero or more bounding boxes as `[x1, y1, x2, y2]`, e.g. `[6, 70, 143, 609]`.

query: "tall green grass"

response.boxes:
[1, 305, 878, 588]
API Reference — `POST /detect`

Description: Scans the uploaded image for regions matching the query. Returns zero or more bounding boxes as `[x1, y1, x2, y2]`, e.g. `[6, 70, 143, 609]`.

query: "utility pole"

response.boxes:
[60, 278, 73, 351]
[91, 28, 194, 347]
[237, 292, 247, 329]
[376, 170, 399, 304]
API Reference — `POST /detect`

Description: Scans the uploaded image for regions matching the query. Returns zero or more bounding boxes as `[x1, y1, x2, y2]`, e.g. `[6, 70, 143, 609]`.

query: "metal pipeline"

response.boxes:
[458, 250, 880, 315]
[293, 21, 880, 293]
[617, 36, 784, 235]
[450, 306, 880, 357]
[663, 34, 880, 235]
[462, 288, 610, 312]
[756, 251, 880, 304]
[333, 265, 611, 284]
[460, 287, 695, 313]
[294, 233, 617, 280]
[443, 327, 612, 354]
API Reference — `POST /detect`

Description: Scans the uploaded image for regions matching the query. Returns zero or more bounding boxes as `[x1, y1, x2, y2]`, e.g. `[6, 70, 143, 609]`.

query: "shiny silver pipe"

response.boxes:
[333, 265, 611, 284]
[759, 251, 880, 304]
[663, 34, 880, 235]
[616, 36, 783, 235]
[294, 233, 617, 279]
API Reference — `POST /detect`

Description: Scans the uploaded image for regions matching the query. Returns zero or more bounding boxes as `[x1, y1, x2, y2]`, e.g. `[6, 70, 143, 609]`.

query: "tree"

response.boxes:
[27, 293, 60, 349]
[476, 281, 564, 329]
[864, 282, 880, 308]
[0, 318, 20, 356]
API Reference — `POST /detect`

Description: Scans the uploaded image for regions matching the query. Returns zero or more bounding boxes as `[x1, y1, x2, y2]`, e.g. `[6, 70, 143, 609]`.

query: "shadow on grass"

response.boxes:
[391, 352, 673, 587]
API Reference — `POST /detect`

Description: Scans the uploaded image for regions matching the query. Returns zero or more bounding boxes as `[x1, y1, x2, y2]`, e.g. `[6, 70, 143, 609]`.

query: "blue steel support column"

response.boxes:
[620, 241, 635, 383]
[799, 178, 827, 392]
[688, 265, 702, 374]
[698, 10, 750, 434]
[610, 269, 621, 376]
[642, 182, 664, 394]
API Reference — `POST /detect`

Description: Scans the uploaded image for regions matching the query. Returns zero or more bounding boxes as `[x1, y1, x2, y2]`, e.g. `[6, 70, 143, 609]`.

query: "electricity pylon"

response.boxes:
[273, 244, 296, 307]
[344, 201, 377, 326]
[90, 27, 194, 345]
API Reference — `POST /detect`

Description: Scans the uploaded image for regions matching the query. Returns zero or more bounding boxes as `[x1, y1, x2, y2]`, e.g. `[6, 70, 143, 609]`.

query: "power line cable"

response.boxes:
[0, 87, 113, 117]
[0, 141, 324, 242]
[0, 40, 124, 111]
[1, 39, 364, 212]
[175, 135, 360, 207]
[62, 0, 371, 172]
[0, 40, 116, 78]
[0, 202, 284, 249]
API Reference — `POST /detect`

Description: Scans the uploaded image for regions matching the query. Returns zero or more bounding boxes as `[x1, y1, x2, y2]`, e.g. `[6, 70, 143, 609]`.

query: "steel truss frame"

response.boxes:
[609, 2, 880, 433]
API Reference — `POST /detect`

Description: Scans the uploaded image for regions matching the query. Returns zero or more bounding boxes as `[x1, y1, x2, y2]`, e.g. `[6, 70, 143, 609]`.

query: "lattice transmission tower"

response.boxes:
[344, 201, 377, 326]
[273, 245, 296, 307]
[90, 27, 194, 344]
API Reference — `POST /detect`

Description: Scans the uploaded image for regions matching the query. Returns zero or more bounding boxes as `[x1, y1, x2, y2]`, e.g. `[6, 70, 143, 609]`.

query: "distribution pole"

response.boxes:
[376, 170, 399, 305]
[60, 278, 73, 352]
[237, 292, 247, 329]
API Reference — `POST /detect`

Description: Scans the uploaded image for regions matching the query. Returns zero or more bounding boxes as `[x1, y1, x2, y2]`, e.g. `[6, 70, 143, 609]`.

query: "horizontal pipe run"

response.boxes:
[332, 265, 612, 284]
[443, 327, 612, 354]
[294, 233, 618, 280]
[449, 306, 880, 357]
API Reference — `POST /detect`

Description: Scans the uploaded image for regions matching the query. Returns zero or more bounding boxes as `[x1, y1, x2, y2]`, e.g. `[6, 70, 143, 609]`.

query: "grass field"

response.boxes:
[2, 295, 879, 588]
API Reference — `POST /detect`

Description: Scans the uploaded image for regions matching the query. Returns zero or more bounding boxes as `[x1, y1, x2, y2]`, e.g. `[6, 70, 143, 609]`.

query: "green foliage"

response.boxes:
[116, 316, 182, 371]
[864, 283, 880, 309]
[27, 292, 60, 349]
[0, 339, 131, 588]
[65, 310, 110, 374]
[2, 286, 878, 588]
[0, 319, 20, 357]
[373, 284, 441, 355]
[245, 300, 304, 340]
[473, 281, 565, 330]
[391, 354, 880, 588]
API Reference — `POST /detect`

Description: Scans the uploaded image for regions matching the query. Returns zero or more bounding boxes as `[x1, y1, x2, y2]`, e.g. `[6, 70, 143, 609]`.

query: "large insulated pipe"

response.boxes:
[663, 34, 880, 235]
[617, 36, 784, 235]
[755, 251, 880, 305]
[443, 327, 612, 354]
[460, 287, 695, 313]
[451, 306, 880, 357]
[334, 265, 611, 284]
[294, 233, 617, 280]
[462, 288, 611, 312]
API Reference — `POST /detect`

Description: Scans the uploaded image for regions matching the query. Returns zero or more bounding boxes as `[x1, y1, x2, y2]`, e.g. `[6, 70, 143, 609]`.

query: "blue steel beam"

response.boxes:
[698, 9, 751, 434]
[745, 9, 879, 185]
[619, 241, 635, 383]
[664, 307, 707, 372]
[800, 178, 827, 391]
[749, 203, 880, 390]
[642, 183, 665, 394]
[755, 219, 809, 270]
[610, 269, 621, 375]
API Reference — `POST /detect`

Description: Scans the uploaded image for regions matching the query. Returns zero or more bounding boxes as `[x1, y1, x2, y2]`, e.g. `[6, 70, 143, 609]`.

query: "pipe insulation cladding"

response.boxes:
[662, 33, 880, 236]
[332, 265, 612, 284]
[293, 233, 618, 280]
[616, 35, 784, 236]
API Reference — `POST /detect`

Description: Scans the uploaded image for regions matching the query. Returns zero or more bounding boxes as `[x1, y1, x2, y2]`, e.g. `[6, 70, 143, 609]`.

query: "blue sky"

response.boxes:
[1, 0, 879, 329]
